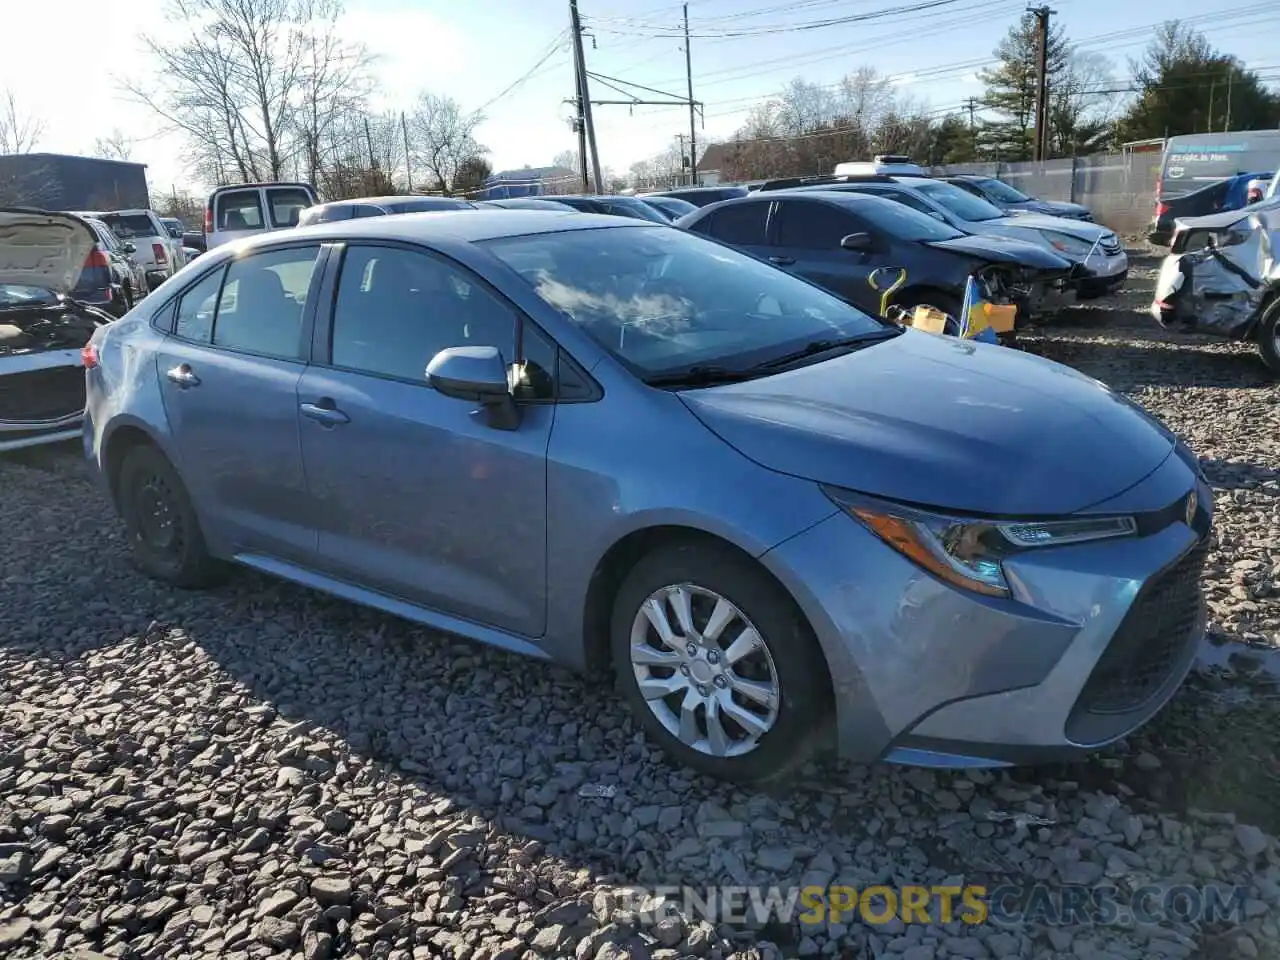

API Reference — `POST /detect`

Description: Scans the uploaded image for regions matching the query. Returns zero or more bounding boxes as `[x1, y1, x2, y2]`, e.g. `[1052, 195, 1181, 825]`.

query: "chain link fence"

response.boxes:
[930, 152, 1163, 237]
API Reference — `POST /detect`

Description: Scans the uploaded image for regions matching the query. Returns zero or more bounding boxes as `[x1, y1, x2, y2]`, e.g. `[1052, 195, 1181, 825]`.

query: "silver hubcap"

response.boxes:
[629, 583, 781, 758]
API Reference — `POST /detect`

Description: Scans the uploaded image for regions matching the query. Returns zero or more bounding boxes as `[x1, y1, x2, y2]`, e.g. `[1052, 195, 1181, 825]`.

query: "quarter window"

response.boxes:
[173, 268, 226, 343]
[331, 245, 517, 382]
[212, 246, 320, 359]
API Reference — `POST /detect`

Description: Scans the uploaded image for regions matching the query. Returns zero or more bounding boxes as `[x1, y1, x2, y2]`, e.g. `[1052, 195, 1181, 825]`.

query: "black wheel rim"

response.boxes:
[133, 472, 184, 558]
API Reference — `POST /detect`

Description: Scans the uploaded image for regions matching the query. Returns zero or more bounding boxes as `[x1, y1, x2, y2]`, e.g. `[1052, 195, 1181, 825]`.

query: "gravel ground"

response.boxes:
[1, 250, 1278, 960]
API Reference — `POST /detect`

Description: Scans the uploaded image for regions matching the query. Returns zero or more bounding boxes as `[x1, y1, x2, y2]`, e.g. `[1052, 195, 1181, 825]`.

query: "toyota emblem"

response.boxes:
[1185, 490, 1198, 527]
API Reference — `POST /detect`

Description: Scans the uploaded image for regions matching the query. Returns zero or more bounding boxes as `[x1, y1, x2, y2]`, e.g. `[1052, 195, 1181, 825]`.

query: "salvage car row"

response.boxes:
[0, 168, 1219, 787]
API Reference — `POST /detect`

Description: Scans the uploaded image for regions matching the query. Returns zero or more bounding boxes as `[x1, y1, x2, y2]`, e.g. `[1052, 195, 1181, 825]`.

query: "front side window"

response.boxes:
[173, 267, 226, 343]
[217, 190, 264, 231]
[212, 246, 320, 359]
[911, 180, 1004, 222]
[330, 245, 517, 382]
[484, 225, 887, 378]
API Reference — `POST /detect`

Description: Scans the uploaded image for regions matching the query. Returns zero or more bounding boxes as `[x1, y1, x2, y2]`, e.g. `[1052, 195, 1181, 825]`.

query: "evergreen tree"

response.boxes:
[977, 12, 1069, 160]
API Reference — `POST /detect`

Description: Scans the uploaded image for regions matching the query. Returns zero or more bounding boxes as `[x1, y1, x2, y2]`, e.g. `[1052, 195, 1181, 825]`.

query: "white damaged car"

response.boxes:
[1151, 198, 1280, 374]
[1, 208, 114, 452]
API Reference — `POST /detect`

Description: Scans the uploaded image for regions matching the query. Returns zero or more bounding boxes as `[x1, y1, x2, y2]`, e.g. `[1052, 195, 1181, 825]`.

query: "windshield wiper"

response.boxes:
[753, 328, 903, 371]
[643, 364, 761, 388]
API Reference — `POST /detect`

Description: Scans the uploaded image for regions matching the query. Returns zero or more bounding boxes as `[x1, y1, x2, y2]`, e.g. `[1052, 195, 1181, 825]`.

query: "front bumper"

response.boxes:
[760, 449, 1212, 767]
[1071, 250, 1129, 299]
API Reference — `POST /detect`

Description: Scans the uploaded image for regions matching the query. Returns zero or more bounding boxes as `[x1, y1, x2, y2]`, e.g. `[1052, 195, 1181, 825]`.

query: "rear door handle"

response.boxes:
[768, 256, 796, 266]
[300, 399, 350, 426]
[165, 364, 200, 388]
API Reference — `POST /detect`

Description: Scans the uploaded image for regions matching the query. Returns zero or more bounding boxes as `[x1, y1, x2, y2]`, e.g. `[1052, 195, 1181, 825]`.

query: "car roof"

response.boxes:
[250, 208, 652, 248]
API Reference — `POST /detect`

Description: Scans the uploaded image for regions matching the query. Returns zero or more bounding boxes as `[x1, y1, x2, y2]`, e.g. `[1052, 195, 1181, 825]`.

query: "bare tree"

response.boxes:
[407, 93, 487, 195]
[0, 90, 44, 153]
[128, 0, 373, 184]
[94, 128, 134, 161]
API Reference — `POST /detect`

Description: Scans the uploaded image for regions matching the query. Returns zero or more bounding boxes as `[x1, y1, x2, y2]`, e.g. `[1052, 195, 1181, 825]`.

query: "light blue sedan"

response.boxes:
[83, 209, 1212, 782]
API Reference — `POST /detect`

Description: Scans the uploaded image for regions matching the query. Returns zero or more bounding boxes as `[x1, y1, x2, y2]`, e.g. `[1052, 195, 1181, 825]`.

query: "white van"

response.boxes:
[203, 182, 319, 250]
[833, 154, 927, 177]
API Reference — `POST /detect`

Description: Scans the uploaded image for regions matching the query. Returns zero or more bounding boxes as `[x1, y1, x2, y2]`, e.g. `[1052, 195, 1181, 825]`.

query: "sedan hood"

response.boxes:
[0, 208, 96, 293]
[989, 212, 1113, 242]
[681, 330, 1174, 516]
[926, 233, 1072, 271]
[1008, 199, 1093, 220]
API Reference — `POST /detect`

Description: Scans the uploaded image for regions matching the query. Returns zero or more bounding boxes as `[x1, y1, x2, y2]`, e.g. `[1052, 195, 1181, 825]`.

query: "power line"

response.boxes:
[472, 29, 570, 114]
[585, 0, 968, 39]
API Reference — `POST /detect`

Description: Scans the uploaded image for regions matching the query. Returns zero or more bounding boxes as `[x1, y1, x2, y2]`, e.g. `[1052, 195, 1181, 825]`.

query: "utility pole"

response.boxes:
[1030, 6, 1054, 162]
[1225, 71, 1233, 132]
[569, 0, 603, 192]
[964, 96, 979, 158]
[1207, 82, 1216, 135]
[675, 133, 688, 185]
[364, 115, 377, 171]
[683, 3, 698, 187]
[401, 111, 413, 191]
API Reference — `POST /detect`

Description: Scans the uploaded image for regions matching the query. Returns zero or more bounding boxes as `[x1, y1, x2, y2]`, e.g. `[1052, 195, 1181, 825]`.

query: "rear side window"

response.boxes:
[267, 187, 313, 228]
[173, 268, 226, 342]
[213, 246, 320, 359]
[702, 203, 770, 245]
[352, 205, 385, 218]
[216, 190, 264, 231]
[774, 201, 854, 249]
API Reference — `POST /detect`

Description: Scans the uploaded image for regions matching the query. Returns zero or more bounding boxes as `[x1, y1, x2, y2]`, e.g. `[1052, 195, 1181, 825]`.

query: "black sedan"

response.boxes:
[676, 190, 1073, 321]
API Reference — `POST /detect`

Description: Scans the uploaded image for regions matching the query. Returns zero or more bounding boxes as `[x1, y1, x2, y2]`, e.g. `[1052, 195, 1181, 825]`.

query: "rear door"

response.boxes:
[770, 199, 880, 312]
[211, 188, 269, 247]
[155, 243, 326, 564]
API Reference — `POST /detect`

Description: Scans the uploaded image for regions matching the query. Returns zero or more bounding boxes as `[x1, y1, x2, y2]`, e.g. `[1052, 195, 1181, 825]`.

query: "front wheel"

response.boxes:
[610, 542, 831, 783]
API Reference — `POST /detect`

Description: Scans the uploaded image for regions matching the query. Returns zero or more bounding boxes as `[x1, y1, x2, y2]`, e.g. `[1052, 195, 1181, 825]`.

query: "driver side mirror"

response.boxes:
[426, 345, 521, 431]
[121, 242, 136, 254]
[840, 232, 873, 252]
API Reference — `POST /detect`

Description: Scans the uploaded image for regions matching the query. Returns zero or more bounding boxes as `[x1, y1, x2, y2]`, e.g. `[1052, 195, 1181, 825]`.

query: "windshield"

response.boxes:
[912, 181, 1004, 222]
[0, 284, 58, 307]
[484, 225, 887, 377]
[648, 196, 698, 219]
[847, 197, 964, 241]
[596, 198, 670, 224]
[100, 213, 158, 238]
[974, 178, 1030, 203]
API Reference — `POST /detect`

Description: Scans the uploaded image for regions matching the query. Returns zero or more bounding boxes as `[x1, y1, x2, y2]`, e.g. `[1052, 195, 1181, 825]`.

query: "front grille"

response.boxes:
[0, 367, 86, 422]
[1099, 234, 1122, 255]
[1076, 537, 1209, 715]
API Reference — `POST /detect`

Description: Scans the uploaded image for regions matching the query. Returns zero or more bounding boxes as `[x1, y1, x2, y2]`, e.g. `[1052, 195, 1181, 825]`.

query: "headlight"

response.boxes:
[1036, 230, 1095, 257]
[822, 487, 1138, 598]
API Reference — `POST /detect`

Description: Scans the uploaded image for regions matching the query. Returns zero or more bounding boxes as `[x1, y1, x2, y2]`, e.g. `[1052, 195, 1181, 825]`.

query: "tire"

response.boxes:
[895, 290, 964, 336]
[610, 541, 831, 783]
[1257, 298, 1280, 374]
[117, 444, 226, 588]
[122, 283, 134, 312]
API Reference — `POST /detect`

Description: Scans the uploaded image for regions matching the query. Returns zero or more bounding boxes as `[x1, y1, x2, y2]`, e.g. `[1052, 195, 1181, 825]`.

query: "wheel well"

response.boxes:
[580, 525, 834, 709]
[103, 426, 158, 507]
[1248, 287, 1280, 341]
[893, 284, 960, 308]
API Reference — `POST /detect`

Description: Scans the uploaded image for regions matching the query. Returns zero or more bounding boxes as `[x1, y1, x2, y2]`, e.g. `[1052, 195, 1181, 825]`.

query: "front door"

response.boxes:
[155, 244, 324, 564]
[297, 242, 552, 638]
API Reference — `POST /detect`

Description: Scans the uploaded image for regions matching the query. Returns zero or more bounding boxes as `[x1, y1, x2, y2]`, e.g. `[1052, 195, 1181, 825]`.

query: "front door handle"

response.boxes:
[768, 256, 796, 266]
[300, 399, 350, 426]
[165, 364, 200, 388]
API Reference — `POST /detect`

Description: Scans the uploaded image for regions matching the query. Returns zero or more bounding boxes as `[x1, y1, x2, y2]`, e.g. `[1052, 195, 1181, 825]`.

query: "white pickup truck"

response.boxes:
[203, 182, 318, 250]
[88, 209, 186, 291]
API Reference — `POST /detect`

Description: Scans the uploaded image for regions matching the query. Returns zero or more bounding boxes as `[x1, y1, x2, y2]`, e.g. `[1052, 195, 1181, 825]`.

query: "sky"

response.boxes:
[2, 0, 1278, 196]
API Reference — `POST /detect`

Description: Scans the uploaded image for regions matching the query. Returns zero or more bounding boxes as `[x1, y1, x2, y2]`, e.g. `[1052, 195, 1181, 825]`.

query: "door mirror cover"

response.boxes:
[841, 232, 873, 252]
[121, 242, 136, 254]
[426, 345, 511, 402]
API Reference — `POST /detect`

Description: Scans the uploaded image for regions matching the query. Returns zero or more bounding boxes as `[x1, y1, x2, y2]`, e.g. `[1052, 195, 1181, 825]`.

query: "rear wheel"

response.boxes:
[117, 445, 225, 588]
[610, 541, 830, 783]
[1257, 298, 1280, 374]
